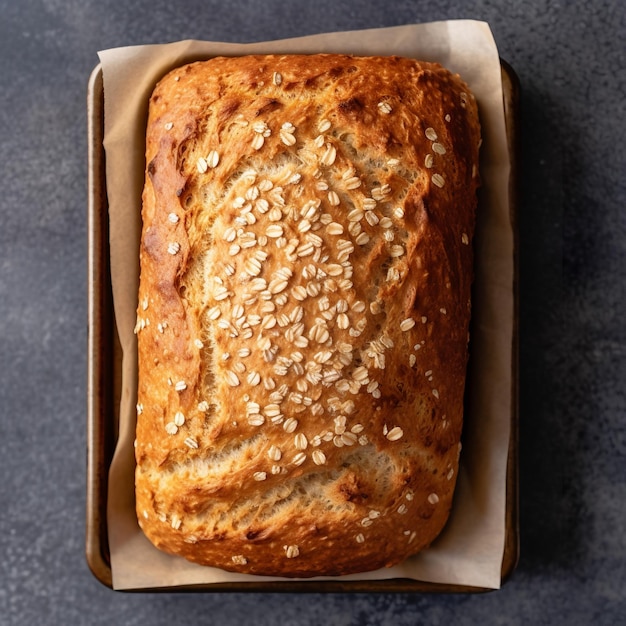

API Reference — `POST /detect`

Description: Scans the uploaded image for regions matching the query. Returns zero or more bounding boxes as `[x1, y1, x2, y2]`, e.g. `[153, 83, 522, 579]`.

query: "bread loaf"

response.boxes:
[134, 54, 481, 577]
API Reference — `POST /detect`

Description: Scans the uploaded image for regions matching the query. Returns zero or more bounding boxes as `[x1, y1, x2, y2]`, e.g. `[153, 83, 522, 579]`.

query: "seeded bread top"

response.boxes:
[135, 54, 481, 577]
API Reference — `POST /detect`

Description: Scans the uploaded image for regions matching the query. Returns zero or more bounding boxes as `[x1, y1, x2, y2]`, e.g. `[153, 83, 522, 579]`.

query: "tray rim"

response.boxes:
[86, 58, 520, 593]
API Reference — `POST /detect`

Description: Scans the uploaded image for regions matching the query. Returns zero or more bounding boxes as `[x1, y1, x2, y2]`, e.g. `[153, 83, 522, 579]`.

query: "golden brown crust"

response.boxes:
[135, 54, 480, 577]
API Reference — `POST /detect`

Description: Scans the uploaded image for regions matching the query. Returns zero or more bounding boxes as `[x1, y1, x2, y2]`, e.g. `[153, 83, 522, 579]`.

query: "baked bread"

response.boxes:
[134, 54, 481, 577]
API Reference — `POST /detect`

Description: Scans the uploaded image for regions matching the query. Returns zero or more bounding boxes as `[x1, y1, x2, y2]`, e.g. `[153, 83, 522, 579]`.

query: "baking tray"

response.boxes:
[86, 59, 520, 592]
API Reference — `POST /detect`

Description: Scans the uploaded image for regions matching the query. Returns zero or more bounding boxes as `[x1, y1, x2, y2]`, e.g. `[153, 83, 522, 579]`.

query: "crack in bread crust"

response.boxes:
[135, 54, 481, 577]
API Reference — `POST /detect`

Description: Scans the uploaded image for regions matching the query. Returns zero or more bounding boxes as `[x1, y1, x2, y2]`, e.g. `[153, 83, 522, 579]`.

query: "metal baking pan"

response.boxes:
[86, 59, 520, 592]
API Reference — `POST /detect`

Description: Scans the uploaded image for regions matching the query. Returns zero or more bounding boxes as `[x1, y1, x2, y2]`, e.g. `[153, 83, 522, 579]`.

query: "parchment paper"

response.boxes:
[98, 20, 514, 591]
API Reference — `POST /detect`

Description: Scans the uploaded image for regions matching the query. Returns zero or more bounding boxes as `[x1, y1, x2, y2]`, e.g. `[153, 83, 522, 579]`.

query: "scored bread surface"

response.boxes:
[135, 54, 481, 578]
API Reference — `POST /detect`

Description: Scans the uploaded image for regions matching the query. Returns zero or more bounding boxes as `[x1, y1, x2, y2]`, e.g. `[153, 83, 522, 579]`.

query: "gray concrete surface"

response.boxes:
[0, 1, 624, 624]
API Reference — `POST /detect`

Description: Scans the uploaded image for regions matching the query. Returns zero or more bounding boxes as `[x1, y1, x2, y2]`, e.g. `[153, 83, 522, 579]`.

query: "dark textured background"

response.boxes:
[1, 1, 624, 624]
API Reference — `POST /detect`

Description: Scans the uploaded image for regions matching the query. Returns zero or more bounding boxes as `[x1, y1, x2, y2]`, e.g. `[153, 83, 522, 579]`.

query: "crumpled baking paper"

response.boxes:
[98, 19, 514, 591]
